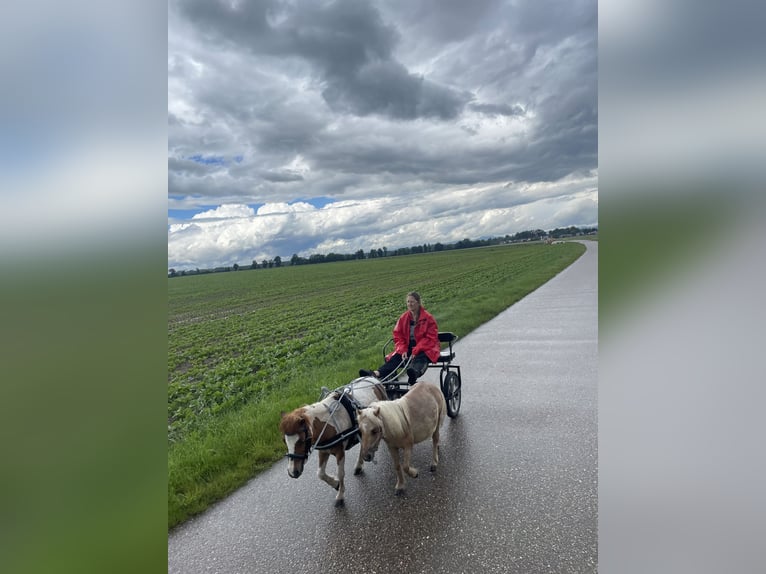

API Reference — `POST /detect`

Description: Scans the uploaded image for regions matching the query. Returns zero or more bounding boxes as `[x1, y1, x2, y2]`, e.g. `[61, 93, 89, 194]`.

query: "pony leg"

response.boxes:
[430, 427, 440, 472]
[353, 446, 365, 475]
[402, 445, 419, 478]
[387, 444, 406, 494]
[316, 451, 340, 491]
[334, 452, 346, 506]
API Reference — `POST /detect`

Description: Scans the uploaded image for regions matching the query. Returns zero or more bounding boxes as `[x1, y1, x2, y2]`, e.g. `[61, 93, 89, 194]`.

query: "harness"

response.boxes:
[285, 380, 383, 461]
[314, 386, 363, 451]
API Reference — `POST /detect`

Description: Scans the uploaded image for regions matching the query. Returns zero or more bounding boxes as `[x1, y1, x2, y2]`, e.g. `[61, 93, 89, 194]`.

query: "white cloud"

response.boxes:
[192, 204, 256, 220]
[168, 170, 598, 269]
[256, 202, 315, 215]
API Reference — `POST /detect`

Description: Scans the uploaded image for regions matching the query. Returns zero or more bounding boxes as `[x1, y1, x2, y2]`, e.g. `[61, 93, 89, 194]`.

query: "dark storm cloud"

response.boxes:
[168, 156, 218, 177]
[176, 0, 469, 121]
[259, 171, 304, 183]
[469, 102, 526, 117]
[385, 0, 500, 43]
[321, 59, 469, 120]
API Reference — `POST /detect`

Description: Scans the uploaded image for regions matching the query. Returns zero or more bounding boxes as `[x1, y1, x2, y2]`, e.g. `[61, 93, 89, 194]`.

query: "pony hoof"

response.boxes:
[395, 488, 405, 496]
[334, 499, 345, 507]
[430, 465, 437, 472]
[354, 468, 363, 476]
[333, 483, 340, 491]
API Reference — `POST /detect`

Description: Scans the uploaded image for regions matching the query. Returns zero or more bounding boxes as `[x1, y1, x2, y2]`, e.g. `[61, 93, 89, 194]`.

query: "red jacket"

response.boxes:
[388, 308, 440, 363]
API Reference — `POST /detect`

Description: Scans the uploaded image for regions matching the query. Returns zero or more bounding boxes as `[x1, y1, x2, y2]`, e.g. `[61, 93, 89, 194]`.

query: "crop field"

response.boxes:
[168, 241, 586, 527]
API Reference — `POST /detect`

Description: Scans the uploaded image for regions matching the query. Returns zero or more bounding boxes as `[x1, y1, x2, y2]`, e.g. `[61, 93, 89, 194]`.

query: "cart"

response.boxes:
[381, 331, 462, 418]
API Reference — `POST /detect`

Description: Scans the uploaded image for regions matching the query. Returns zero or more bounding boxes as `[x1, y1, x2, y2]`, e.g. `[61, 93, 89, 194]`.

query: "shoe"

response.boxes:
[359, 369, 375, 377]
[406, 368, 418, 384]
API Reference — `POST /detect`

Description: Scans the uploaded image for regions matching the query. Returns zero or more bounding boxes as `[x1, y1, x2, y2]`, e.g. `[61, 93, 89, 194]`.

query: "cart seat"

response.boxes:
[433, 332, 457, 364]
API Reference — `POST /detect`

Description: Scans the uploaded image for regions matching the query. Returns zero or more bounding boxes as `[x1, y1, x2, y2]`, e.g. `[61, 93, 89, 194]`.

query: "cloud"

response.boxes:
[167, 173, 598, 269]
[469, 102, 526, 117]
[168, 0, 598, 269]
[191, 204, 256, 220]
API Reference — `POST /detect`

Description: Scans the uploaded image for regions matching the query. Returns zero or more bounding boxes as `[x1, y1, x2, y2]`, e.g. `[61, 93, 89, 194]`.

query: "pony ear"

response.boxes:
[372, 406, 380, 416]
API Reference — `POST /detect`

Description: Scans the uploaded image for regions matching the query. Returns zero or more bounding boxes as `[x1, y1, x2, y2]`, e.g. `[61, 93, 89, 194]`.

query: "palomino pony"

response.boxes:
[279, 377, 387, 506]
[357, 381, 446, 495]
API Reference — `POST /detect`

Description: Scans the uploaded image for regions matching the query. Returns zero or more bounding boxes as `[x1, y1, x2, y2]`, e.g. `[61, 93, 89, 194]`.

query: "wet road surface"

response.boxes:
[169, 241, 597, 573]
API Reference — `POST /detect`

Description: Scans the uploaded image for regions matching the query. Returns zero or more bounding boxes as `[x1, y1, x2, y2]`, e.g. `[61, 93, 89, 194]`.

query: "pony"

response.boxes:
[279, 377, 388, 506]
[357, 381, 446, 495]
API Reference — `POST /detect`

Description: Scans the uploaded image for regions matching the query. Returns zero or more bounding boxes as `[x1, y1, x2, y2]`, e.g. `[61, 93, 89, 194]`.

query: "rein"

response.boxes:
[379, 354, 414, 383]
[312, 388, 346, 449]
[285, 379, 383, 460]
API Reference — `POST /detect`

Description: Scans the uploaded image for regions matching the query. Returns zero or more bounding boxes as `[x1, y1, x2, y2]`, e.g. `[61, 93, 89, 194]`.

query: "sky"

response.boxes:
[168, 0, 597, 271]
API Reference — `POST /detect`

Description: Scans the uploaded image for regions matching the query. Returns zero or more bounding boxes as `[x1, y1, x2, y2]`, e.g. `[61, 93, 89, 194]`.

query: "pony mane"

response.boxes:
[373, 400, 409, 439]
[279, 408, 307, 434]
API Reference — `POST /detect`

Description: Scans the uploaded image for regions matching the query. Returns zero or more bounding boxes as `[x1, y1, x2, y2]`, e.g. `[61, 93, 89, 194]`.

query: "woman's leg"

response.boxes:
[377, 353, 405, 380]
[406, 352, 430, 384]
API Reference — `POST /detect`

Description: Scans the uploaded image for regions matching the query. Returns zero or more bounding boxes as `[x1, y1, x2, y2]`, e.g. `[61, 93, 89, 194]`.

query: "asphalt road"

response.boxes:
[168, 241, 598, 574]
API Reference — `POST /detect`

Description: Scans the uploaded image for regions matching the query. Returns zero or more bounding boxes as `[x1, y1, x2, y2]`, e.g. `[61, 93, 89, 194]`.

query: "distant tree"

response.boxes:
[168, 268, 177, 277]
[233, 263, 239, 271]
[262, 260, 268, 268]
[274, 256, 282, 267]
[434, 242, 444, 252]
[513, 230, 535, 241]
[251, 260, 258, 269]
[355, 249, 365, 260]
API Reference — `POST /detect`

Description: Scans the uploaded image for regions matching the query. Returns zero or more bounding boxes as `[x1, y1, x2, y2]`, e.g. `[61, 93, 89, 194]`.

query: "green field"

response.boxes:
[168, 241, 586, 528]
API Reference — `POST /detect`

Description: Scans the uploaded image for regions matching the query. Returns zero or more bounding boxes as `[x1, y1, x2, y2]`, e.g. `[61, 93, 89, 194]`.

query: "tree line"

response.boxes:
[168, 225, 597, 277]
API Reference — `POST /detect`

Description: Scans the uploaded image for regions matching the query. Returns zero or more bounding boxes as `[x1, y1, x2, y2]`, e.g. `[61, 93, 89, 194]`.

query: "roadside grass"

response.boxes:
[168, 242, 586, 528]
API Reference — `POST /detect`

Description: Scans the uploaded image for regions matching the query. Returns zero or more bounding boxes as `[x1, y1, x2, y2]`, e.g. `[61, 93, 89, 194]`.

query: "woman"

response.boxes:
[359, 291, 440, 384]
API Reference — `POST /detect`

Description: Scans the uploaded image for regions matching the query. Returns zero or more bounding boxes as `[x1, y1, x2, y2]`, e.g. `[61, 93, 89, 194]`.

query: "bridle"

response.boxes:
[285, 419, 313, 461]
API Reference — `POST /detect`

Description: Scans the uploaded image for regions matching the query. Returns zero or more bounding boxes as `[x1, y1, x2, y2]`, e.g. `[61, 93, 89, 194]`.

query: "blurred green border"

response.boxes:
[0, 243, 168, 574]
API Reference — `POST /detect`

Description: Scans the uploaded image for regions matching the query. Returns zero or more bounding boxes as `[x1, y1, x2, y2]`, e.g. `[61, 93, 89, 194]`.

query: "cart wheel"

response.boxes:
[442, 371, 461, 418]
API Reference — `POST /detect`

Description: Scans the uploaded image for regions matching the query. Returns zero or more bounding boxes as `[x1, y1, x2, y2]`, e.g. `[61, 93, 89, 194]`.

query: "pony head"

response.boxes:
[279, 409, 312, 478]
[357, 405, 384, 463]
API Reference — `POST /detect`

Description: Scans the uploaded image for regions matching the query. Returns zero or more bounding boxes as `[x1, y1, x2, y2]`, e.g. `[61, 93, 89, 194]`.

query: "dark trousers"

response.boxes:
[378, 352, 430, 383]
